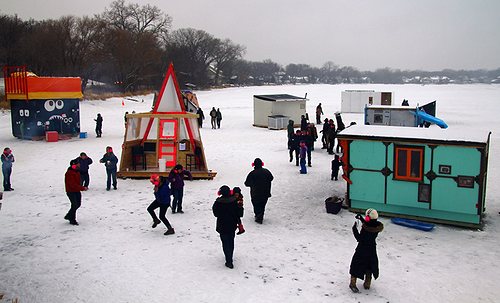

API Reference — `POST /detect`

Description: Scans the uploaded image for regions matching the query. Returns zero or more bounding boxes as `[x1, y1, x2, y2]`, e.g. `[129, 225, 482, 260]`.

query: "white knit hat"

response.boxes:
[365, 208, 379, 220]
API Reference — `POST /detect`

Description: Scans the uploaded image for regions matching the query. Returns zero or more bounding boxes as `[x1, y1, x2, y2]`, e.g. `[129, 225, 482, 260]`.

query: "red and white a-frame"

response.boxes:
[117, 63, 216, 179]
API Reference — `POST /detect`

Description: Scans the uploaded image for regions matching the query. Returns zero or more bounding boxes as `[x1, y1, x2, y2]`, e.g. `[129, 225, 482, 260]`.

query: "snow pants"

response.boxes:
[147, 200, 172, 229]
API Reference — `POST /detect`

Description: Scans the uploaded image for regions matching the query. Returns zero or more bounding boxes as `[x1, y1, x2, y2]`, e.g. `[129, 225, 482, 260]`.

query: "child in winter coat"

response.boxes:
[233, 187, 245, 235]
[147, 175, 175, 235]
[331, 154, 343, 180]
[299, 140, 307, 174]
[168, 164, 193, 213]
[2, 147, 15, 191]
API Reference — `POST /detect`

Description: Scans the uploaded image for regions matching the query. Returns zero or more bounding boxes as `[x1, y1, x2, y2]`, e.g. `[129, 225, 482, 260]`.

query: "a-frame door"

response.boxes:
[158, 119, 178, 167]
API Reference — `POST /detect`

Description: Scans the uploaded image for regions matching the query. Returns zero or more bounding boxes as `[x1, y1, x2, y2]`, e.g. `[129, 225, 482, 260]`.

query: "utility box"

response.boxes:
[268, 115, 290, 130]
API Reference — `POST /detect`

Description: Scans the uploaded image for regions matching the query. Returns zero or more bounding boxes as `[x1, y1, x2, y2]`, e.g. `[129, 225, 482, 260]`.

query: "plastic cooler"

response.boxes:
[45, 131, 58, 142]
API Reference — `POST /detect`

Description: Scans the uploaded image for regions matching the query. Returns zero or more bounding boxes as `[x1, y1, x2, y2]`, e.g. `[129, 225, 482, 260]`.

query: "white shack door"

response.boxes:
[159, 119, 178, 167]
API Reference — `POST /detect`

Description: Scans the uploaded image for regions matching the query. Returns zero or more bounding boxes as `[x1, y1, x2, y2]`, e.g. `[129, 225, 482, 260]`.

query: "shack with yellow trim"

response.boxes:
[3, 66, 82, 140]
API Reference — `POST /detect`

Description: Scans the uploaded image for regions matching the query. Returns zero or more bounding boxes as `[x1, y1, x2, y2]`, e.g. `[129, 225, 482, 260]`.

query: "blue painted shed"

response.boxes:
[337, 125, 491, 228]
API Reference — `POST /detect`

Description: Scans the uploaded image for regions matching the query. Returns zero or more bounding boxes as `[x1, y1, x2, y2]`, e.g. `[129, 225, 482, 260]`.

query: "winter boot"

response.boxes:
[237, 223, 245, 235]
[164, 228, 175, 235]
[152, 219, 161, 228]
[349, 276, 359, 293]
[363, 271, 372, 290]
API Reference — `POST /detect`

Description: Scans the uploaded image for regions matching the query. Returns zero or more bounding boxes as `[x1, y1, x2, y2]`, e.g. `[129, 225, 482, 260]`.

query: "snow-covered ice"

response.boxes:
[0, 83, 499, 303]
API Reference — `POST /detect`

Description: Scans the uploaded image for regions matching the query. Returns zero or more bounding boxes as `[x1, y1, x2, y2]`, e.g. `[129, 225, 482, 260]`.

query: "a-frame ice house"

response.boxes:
[117, 63, 216, 180]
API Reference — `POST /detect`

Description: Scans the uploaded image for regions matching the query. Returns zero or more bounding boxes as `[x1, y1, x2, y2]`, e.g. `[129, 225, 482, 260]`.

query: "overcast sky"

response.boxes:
[2, 0, 500, 71]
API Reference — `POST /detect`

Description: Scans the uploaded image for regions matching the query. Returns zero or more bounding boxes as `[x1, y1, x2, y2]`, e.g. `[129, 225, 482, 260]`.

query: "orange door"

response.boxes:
[159, 119, 178, 167]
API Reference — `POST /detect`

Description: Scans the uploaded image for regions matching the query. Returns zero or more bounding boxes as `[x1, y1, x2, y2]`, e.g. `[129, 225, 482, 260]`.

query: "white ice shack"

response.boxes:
[253, 94, 308, 128]
[341, 90, 393, 113]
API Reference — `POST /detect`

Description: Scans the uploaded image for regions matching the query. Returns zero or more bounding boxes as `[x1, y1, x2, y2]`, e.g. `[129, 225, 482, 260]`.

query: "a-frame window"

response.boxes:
[394, 145, 424, 181]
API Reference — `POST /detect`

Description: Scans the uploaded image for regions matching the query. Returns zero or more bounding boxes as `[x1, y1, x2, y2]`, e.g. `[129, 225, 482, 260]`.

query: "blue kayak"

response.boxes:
[391, 217, 435, 231]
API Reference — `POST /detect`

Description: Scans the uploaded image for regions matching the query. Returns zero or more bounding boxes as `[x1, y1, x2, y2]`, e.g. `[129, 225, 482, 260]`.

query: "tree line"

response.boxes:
[1, 0, 499, 93]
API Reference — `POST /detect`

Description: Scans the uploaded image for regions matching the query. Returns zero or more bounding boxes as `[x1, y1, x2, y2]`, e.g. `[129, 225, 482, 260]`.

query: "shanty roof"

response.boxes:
[337, 124, 490, 146]
[254, 94, 308, 102]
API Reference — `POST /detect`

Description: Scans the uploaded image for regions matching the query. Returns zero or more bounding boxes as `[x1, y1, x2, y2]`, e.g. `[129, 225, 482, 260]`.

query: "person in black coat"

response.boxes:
[244, 158, 274, 224]
[300, 115, 308, 132]
[197, 107, 205, 128]
[288, 129, 301, 165]
[331, 154, 343, 181]
[94, 113, 103, 137]
[320, 118, 330, 149]
[349, 208, 384, 293]
[213, 185, 244, 269]
[326, 121, 337, 155]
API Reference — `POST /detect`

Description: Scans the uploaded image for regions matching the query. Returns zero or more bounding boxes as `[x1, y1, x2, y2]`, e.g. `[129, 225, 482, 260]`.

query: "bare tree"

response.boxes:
[321, 61, 339, 83]
[0, 14, 35, 67]
[100, 0, 171, 91]
[165, 28, 219, 88]
[212, 38, 246, 85]
[101, 0, 171, 36]
[18, 15, 107, 91]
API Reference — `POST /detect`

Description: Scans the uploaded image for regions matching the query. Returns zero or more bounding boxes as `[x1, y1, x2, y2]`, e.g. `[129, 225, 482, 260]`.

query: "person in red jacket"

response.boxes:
[64, 159, 88, 225]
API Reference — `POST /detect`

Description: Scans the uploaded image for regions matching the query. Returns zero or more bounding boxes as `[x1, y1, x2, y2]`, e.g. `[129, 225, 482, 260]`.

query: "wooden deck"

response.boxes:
[117, 167, 217, 180]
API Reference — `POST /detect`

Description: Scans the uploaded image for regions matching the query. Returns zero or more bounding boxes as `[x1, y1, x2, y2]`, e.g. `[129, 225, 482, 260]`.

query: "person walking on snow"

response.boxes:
[287, 119, 295, 139]
[331, 154, 343, 181]
[213, 185, 244, 269]
[244, 158, 274, 224]
[99, 146, 118, 190]
[64, 159, 88, 225]
[349, 208, 384, 293]
[2, 147, 15, 191]
[216, 108, 222, 129]
[94, 113, 103, 137]
[197, 107, 205, 128]
[76, 152, 93, 187]
[316, 103, 324, 124]
[299, 140, 307, 174]
[300, 115, 308, 132]
[168, 164, 193, 213]
[320, 118, 330, 149]
[326, 121, 337, 155]
[147, 175, 175, 235]
[210, 107, 217, 129]
[290, 130, 302, 166]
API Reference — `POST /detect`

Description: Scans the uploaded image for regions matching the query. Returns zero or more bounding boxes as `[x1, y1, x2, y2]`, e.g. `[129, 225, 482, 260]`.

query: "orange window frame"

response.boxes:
[394, 145, 424, 181]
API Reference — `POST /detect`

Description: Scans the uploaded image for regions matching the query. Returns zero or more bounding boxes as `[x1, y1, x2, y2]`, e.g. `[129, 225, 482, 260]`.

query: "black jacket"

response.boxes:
[213, 195, 243, 234]
[244, 167, 274, 200]
[349, 220, 384, 280]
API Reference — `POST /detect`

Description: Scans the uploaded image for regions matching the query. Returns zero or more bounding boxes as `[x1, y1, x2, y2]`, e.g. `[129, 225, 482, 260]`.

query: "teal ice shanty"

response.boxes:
[337, 125, 491, 228]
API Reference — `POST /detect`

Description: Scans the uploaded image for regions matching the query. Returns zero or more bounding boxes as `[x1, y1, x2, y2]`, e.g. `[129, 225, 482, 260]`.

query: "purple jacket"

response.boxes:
[300, 145, 307, 159]
[168, 169, 193, 190]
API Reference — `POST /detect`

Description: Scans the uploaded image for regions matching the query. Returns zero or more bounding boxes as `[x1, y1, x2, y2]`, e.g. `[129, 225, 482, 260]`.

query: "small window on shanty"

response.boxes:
[394, 145, 424, 181]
